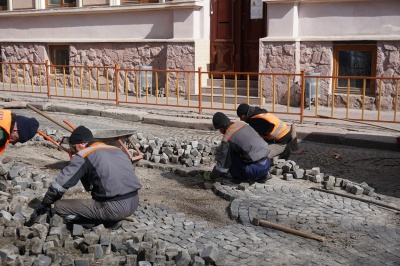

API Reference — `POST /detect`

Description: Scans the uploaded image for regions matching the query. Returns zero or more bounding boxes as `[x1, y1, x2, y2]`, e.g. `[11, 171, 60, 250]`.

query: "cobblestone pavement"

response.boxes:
[10, 109, 400, 265]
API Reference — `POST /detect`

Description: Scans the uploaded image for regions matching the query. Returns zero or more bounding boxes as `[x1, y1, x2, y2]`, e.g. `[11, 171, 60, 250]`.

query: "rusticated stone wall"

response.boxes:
[0, 42, 196, 96]
[260, 41, 400, 111]
[259, 42, 297, 106]
[376, 41, 400, 111]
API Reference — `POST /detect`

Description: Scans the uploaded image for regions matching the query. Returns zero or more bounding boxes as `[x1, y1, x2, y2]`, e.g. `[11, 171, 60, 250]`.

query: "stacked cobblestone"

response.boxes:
[268, 157, 376, 196]
[34, 128, 218, 168]
[0, 157, 229, 265]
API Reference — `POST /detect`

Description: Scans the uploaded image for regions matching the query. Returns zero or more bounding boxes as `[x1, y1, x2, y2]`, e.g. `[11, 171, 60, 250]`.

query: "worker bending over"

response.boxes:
[236, 103, 292, 159]
[209, 112, 271, 184]
[33, 126, 142, 229]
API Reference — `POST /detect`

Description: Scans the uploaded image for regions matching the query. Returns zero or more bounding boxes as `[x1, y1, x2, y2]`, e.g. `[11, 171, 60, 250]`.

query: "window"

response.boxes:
[47, 0, 77, 7]
[333, 44, 377, 95]
[49, 45, 70, 74]
[0, 0, 7, 10]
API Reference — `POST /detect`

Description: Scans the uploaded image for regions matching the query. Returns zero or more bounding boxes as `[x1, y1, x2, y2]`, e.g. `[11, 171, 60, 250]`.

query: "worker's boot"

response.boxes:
[279, 146, 291, 160]
[104, 220, 123, 230]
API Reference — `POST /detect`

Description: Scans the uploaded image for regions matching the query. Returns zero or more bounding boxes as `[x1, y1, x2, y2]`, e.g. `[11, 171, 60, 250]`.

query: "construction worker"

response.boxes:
[32, 126, 142, 229]
[236, 103, 292, 160]
[207, 112, 271, 184]
[0, 109, 39, 154]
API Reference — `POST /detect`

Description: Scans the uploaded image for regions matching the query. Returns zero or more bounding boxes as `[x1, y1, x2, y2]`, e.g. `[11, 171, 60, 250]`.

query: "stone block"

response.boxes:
[3, 227, 17, 237]
[144, 247, 157, 263]
[9, 185, 21, 194]
[43, 241, 55, 253]
[334, 177, 343, 187]
[193, 256, 206, 266]
[351, 185, 364, 195]
[323, 180, 335, 190]
[311, 167, 320, 175]
[94, 244, 104, 260]
[32, 223, 48, 240]
[238, 183, 249, 190]
[72, 224, 84, 237]
[200, 245, 221, 264]
[270, 168, 283, 175]
[46, 235, 60, 247]
[293, 169, 304, 179]
[74, 258, 90, 266]
[360, 182, 375, 196]
[31, 181, 44, 191]
[175, 249, 191, 266]
[83, 232, 100, 245]
[283, 173, 293, 181]
[17, 226, 33, 241]
[0, 244, 19, 260]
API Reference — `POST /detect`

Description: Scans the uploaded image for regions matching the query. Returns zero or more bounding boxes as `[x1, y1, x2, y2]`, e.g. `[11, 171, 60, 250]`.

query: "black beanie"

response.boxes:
[236, 103, 250, 117]
[69, 126, 93, 144]
[212, 112, 230, 129]
[15, 115, 39, 143]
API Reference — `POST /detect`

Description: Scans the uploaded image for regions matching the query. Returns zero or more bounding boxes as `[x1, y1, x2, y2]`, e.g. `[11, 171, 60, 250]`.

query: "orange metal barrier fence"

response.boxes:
[1, 61, 399, 125]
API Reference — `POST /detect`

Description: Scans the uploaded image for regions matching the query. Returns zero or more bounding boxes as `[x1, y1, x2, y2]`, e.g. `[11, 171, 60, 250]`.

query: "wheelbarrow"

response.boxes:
[27, 104, 142, 162]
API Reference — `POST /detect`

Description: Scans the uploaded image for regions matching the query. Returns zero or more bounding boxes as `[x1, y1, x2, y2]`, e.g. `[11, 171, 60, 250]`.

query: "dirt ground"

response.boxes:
[2, 142, 236, 228]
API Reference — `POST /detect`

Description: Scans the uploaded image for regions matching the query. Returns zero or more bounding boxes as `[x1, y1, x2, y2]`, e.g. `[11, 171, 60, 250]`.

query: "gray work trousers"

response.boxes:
[267, 143, 287, 159]
[54, 194, 139, 223]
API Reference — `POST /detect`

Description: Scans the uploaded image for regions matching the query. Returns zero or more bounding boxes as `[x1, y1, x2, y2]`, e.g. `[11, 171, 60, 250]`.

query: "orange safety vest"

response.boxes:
[251, 113, 289, 141]
[0, 110, 13, 154]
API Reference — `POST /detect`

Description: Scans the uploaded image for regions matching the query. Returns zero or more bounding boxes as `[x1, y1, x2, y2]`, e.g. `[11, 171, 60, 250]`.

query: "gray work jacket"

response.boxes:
[43, 142, 142, 205]
[213, 121, 270, 174]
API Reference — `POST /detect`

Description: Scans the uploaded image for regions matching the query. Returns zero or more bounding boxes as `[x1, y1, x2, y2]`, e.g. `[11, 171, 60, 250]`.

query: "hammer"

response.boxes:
[252, 217, 325, 242]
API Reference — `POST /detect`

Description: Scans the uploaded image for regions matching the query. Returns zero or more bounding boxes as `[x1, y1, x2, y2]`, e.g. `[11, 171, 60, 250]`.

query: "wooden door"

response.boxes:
[210, 0, 266, 78]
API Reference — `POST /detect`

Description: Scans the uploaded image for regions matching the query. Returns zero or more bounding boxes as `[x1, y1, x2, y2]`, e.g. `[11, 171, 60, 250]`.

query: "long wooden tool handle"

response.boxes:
[26, 104, 73, 133]
[0, 191, 12, 198]
[256, 218, 325, 242]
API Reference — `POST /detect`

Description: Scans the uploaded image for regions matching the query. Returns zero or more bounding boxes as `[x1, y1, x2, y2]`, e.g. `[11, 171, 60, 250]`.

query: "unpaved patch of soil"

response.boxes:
[2, 143, 235, 228]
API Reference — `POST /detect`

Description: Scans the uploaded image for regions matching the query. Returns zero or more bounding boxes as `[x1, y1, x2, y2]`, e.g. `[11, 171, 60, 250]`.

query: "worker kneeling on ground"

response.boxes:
[0, 109, 39, 154]
[208, 112, 271, 184]
[236, 103, 293, 160]
[33, 126, 142, 230]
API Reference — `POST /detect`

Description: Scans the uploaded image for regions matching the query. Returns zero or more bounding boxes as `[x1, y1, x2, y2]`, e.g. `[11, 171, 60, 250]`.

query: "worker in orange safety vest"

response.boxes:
[236, 103, 292, 160]
[0, 109, 39, 154]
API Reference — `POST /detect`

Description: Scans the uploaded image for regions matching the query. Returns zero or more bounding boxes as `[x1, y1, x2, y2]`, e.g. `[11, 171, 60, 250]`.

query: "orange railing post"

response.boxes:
[115, 64, 119, 107]
[45, 60, 51, 99]
[300, 70, 305, 124]
[198, 67, 202, 114]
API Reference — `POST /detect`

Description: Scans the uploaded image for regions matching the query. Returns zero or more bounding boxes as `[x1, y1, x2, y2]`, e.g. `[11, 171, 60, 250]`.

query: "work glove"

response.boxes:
[203, 171, 212, 181]
[34, 203, 50, 216]
[25, 203, 50, 227]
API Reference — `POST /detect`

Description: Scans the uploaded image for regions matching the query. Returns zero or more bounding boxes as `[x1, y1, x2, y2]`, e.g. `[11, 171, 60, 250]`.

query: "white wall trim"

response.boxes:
[261, 35, 400, 42]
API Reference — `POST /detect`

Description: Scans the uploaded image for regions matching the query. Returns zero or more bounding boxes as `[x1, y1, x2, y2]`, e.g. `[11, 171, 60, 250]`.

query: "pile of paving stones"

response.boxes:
[34, 129, 218, 168]
[0, 157, 226, 266]
[267, 157, 376, 196]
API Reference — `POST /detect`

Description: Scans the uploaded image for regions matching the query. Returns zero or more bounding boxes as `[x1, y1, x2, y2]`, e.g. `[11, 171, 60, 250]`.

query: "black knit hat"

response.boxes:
[212, 112, 230, 129]
[236, 103, 250, 117]
[15, 115, 39, 143]
[69, 126, 93, 144]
